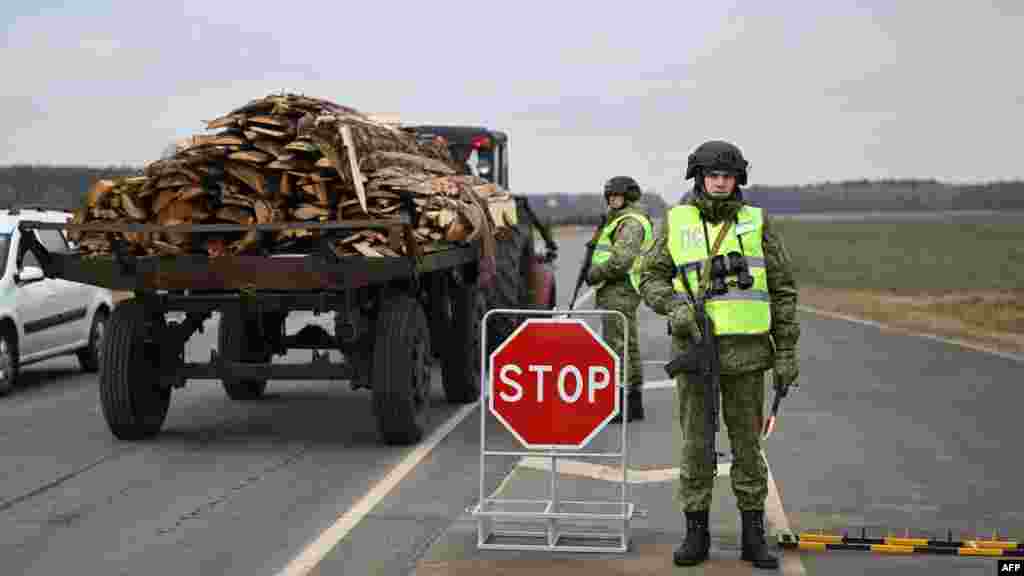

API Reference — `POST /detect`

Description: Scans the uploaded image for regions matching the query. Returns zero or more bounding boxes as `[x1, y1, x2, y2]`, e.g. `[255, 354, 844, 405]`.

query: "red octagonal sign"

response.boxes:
[489, 318, 621, 450]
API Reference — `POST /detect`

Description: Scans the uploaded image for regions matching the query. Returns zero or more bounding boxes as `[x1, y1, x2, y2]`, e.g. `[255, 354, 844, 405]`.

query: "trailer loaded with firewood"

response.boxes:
[18, 93, 532, 446]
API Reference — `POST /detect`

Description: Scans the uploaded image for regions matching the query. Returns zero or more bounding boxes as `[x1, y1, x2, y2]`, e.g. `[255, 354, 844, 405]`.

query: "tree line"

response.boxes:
[1, 164, 1021, 227]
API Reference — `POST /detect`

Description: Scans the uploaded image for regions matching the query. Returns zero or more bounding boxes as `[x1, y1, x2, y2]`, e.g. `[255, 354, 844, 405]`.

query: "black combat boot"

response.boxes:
[611, 389, 644, 423]
[673, 510, 711, 566]
[740, 510, 779, 569]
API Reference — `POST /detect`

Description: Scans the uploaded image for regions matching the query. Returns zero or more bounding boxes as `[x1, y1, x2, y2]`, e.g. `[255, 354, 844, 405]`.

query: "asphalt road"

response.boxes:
[1, 226, 1021, 575]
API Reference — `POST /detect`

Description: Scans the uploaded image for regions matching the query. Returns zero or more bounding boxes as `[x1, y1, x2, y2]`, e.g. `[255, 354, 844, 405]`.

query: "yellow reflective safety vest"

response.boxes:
[590, 210, 655, 292]
[666, 204, 771, 335]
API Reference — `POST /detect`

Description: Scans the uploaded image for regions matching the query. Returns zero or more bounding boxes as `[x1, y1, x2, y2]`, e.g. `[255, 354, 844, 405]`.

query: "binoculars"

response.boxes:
[709, 251, 754, 295]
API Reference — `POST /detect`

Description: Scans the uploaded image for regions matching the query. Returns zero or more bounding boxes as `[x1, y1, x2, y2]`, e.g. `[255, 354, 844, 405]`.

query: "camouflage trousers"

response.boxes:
[676, 370, 768, 512]
[596, 287, 643, 393]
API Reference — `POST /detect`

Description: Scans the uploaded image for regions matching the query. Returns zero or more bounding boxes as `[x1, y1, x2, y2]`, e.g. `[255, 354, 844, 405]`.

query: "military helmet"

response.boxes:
[604, 175, 642, 202]
[685, 140, 749, 186]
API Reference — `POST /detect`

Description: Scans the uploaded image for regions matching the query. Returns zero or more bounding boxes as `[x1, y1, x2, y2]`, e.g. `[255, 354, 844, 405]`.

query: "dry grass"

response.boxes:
[799, 286, 1024, 356]
[771, 214, 1024, 356]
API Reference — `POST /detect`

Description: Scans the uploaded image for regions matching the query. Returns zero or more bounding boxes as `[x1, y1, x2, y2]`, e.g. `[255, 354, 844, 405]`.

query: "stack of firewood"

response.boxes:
[71, 93, 516, 258]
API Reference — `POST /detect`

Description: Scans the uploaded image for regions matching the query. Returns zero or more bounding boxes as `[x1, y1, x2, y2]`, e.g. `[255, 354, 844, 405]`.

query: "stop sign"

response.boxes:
[489, 318, 621, 450]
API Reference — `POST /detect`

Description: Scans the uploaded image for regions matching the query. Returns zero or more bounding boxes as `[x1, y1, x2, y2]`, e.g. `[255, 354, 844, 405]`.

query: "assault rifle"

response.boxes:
[568, 215, 607, 311]
[663, 219, 734, 474]
[664, 296, 720, 470]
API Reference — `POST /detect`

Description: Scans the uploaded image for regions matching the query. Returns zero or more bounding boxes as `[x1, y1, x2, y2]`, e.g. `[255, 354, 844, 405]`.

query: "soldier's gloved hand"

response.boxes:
[669, 305, 702, 344]
[773, 349, 800, 390]
[586, 263, 606, 286]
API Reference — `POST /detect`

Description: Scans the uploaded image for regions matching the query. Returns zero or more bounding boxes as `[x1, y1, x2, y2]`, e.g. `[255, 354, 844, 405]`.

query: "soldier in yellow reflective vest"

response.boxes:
[585, 176, 655, 421]
[636, 141, 801, 570]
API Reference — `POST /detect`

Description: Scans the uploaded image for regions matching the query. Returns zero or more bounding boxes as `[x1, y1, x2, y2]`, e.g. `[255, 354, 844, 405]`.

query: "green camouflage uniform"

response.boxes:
[636, 193, 800, 512]
[586, 202, 651, 394]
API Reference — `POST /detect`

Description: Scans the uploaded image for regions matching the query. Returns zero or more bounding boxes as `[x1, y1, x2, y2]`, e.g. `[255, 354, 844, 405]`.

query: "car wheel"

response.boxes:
[77, 308, 108, 373]
[0, 330, 18, 396]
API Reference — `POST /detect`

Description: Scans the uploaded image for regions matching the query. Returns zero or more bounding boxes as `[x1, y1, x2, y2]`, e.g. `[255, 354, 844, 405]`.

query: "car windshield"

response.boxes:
[0, 234, 9, 280]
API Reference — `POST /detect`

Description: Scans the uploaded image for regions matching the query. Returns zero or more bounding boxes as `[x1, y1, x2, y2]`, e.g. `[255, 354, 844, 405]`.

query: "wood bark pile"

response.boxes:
[70, 93, 516, 259]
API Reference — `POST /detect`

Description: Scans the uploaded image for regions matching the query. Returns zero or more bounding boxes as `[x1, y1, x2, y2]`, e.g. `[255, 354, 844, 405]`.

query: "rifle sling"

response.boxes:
[698, 218, 734, 297]
[676, 216, 735, 308]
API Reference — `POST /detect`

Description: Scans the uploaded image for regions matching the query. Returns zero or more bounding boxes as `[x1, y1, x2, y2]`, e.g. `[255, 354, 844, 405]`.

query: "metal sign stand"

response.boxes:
[472, 308, 634, 553]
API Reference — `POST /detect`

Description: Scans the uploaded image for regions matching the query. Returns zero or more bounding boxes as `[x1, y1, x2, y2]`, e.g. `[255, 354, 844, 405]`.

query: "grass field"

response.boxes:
[773, 212, 1024, 353]
[773, 213, 1024, 293]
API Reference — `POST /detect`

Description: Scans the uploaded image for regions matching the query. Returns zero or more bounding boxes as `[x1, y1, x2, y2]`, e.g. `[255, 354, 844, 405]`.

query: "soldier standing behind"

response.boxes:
[585, 176, 654, 422]
[636, 141, 801, 569]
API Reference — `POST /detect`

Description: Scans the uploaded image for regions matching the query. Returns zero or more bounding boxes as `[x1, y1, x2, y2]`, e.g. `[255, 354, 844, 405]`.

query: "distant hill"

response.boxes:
[524, 192, 668, 226]
[0, 164, 141, 210]
[2, 164, 1021, 227]
[743, 179, 1024, 214]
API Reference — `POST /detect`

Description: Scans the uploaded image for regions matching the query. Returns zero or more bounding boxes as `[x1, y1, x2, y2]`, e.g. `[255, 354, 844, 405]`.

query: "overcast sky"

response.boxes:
[3, 1, 1022, 201]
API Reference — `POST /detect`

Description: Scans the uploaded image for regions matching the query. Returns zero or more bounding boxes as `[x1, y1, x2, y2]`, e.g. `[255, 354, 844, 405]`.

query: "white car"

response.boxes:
[0, 207, 114, 395]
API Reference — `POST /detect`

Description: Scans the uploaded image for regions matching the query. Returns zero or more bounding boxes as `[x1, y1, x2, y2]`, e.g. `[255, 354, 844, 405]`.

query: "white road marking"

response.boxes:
[642, 379, 676, 390]
[642, 360, 667, 366]
[763, 449, 805, 575]
[800, 305, 1024, 363]
[275, 402, 478, 576]
[515, 457, 728, 483]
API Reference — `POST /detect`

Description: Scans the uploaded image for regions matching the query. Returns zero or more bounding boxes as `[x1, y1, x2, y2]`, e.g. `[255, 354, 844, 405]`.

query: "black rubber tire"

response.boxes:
[483, 203, 534, 356]
[218, 308, 270, 401]
[372, 290, 431, 445]
[99, 300, 170, 440]
[441, 279, 483, 404]
[0, 328, 18, 396]
[77, 307, 108, 373]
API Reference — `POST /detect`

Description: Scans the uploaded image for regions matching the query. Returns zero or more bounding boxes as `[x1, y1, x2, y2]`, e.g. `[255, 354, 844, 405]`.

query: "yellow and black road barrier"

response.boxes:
[778, 531, 1024, 557]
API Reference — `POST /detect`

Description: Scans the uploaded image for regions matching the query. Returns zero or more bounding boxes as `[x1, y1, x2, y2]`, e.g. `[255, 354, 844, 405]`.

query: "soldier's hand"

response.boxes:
[586, 263, 604, 286]
[774, 349, 799, 389]
[669, 305, 702, 344]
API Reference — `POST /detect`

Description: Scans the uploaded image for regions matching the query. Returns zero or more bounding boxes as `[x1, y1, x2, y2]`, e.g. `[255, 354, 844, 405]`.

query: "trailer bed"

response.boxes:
[19, 219, 481, 292]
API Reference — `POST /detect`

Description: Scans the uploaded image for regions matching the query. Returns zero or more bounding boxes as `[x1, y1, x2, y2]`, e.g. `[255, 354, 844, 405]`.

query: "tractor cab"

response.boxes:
[406, 126, 510, 189]
[404, 124, 559, 349]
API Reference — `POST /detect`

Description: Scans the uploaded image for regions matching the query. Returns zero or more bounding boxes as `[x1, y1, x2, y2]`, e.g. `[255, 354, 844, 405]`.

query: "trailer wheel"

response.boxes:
[441, 279, 483, 403]
[372, 290, 431, 445]
[218, 308, 270, 401]
[99, 301, 170, 440]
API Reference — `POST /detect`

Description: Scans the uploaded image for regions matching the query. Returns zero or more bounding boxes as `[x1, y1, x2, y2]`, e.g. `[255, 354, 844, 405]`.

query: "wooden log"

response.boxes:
[246, 125, 291, 140]
[228, 150, 274, 164]
[250, 139, 287, 158]
[205, 114, 243, 130]
[340, 124, 368, 214]
[246, 114, 292, 128]
[86, 179, 115, 208]
[224, 160, 268, 198]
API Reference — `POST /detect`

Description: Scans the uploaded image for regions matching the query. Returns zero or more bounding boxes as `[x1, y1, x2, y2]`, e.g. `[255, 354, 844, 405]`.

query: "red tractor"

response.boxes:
[406, 125, 559, 354]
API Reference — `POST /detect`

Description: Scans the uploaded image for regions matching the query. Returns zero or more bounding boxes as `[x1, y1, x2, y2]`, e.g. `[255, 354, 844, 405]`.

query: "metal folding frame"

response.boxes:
[472, 308, 635, 553]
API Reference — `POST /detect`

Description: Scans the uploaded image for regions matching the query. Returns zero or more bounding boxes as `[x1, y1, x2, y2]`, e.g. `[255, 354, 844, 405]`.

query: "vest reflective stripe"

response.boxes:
[676, 257, 766, 276]
[672, 290, 770, 302]
[666, 205, 771, 335]
[590, 211, 654, 292]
